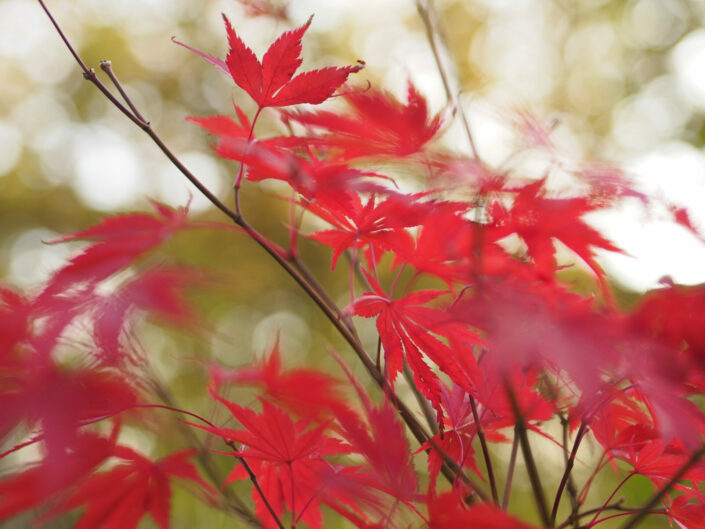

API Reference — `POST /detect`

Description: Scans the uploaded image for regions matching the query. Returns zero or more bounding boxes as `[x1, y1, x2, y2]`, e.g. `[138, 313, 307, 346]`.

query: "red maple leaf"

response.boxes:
[427, 491, 545, 529]
[212, 137, 389, 208]
[667, 495, 705, 529]
[209, 338, 348, 422]
[187, 104, 252, 139]
[349, 278, 479, 426]
[39, 200, 191, 300]
[307, 193, 439, 270]
[41, 447, 213, 529]
[487, 178, 621, 286]
[194, 392, 350, 528]
[88, 266, 201, 365]
[0, 433, 114, 521]
[283, 81, 443, 159]
[0, 363, 136, 458]
[174, 15, 363, 108]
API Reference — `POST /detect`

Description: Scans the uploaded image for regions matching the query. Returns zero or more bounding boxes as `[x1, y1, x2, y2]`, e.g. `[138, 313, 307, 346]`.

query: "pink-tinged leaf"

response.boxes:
[40, 201, 191, 300]
[269, 63, 364, 107]
[187, 107, 251, 138]
[42, 447, 213, 529]
[1, 364, 136, 457]
[0, 433, 114, 521]
[671, 204, 705, 243]
[236, 0, 290, 21]
[0, 285, 30, 361]
[90, 266, 200, 365]
[171, 36, 229, 75]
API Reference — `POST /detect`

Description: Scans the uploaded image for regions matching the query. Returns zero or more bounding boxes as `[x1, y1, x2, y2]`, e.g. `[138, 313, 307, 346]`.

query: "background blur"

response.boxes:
[1, 0, 705, 528]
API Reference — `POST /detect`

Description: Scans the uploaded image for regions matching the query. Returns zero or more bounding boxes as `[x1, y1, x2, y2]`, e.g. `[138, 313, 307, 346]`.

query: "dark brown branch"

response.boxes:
[225, 441, 287, 529]
[505, 380, 551, 526]
[468, 392, 498, 503]
[502, 424, 519, 509]
[551, 420, 587, 526]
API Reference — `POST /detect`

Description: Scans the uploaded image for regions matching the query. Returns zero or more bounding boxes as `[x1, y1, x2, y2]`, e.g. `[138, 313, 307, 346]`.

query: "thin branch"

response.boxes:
[226, 441, 287, 529]
[502, 425, 519, 509]
[100, 60, 147, 123]
[468, 392, 498, 503]
[505, 380, 551, 526]
[403, 363, 439, 436]
[415, 0, 481, 160]
[551, 420, 587, 525]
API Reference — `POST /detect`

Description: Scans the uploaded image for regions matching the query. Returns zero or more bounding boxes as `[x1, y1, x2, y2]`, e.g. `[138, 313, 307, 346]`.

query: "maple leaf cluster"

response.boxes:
[3, 5, 705, 529]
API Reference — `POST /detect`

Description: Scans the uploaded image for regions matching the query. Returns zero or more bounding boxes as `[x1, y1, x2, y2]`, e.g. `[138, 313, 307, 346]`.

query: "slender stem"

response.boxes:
[285, 462, 296, 529]
[468, 393, 498, 503]
[587, 472, 634, 527]
[593, 510, 665, 527]
[415, 0, 481, 160]
[617, 445, 705, 529]
[505, 380, 551, 527]
[234, 106, 263, 216]
[551, 421, 587, 525]
[225, 440, 287, 529]
[556, 500, 632, 529]
[375, 336, 382, 370]
[403, 363, 439, 436]
[502, 425, 519, 509]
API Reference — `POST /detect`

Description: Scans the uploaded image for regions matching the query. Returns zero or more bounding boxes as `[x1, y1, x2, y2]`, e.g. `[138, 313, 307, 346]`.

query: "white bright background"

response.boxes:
[1, 0, 705, 291]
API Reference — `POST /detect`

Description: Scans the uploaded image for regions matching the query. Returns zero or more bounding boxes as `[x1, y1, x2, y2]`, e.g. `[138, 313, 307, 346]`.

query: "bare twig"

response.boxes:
[468, 392, 498, 503]
[502, 425, 519, 509]
[551, 420, 587, 526]
[415, 0, 481, 160]
[505, 380, 551, 526]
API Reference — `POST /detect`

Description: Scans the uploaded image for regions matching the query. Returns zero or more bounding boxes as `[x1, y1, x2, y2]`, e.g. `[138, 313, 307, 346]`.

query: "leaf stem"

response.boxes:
[551, 420, 587, 526]
[505, 380, 551, 526]
[502, 424, 519, 509]
[226, 440, 287, 529]
[415, 0, 481, 160]
[468, 392, 498, 503]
